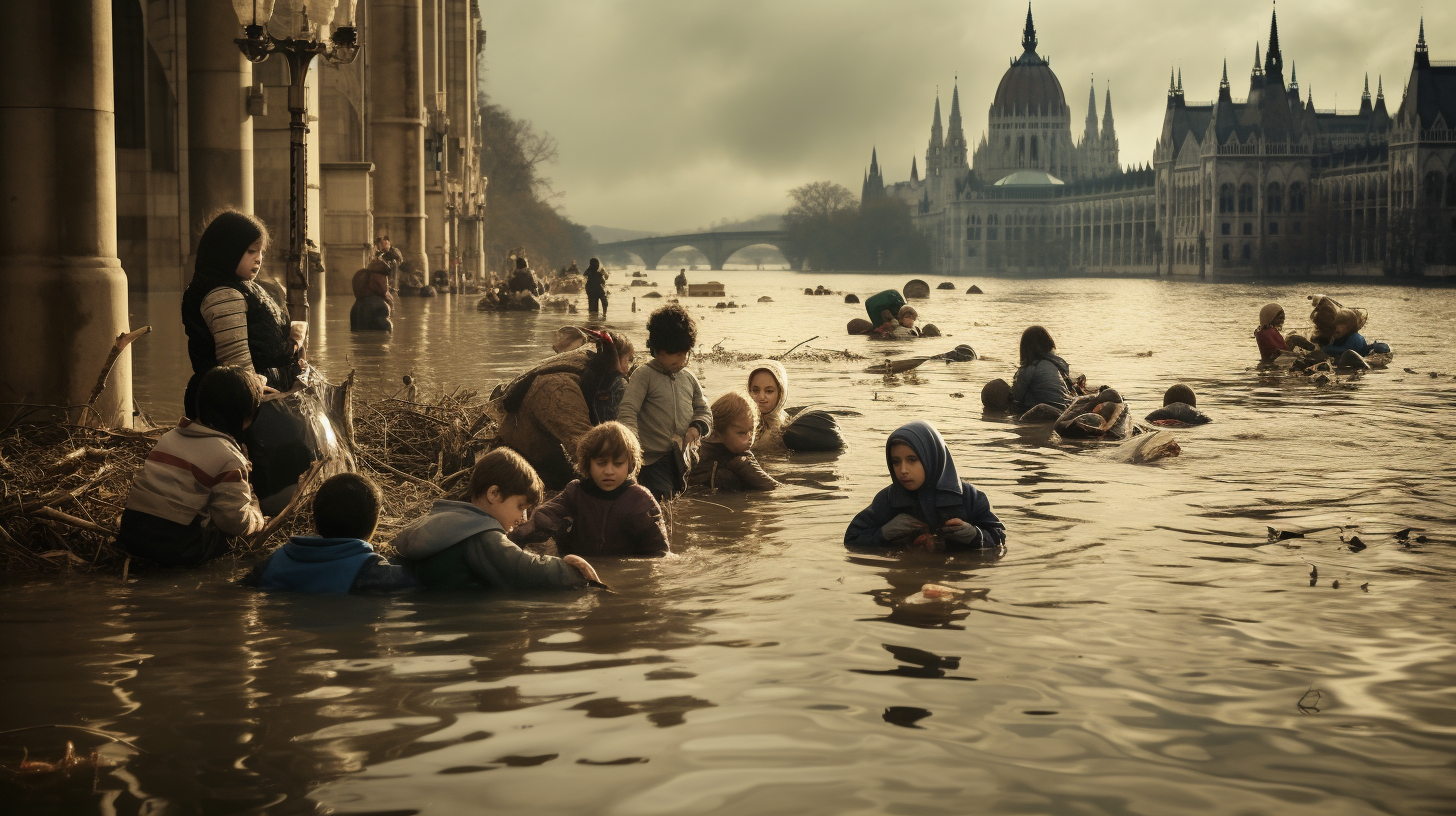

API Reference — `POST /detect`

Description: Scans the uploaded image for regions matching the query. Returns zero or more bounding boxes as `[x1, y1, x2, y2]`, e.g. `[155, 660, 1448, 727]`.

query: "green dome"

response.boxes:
[993, 170, 1066, 187]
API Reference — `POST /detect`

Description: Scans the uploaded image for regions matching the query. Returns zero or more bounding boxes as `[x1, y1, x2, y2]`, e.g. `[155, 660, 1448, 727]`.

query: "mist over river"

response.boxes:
[3, 272, 1455, 815]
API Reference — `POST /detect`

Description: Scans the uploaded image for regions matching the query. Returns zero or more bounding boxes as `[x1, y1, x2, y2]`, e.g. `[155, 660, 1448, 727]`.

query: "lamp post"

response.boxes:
[233, 0, 361, 322]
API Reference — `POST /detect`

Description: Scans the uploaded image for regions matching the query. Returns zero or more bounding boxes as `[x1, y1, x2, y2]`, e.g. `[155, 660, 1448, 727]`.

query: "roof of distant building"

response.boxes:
[993, 169, 1066, 187]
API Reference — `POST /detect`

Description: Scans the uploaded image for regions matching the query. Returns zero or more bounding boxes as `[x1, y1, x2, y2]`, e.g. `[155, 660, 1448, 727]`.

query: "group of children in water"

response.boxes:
[113, 289, 1386, 597]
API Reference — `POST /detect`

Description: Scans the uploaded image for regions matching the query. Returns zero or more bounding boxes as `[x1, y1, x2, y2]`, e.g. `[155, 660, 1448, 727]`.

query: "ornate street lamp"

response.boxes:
[233, 1, 361, 321]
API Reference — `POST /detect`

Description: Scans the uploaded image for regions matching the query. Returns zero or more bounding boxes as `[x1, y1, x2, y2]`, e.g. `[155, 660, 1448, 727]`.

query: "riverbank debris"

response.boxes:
[1297, 687, 1323, 714]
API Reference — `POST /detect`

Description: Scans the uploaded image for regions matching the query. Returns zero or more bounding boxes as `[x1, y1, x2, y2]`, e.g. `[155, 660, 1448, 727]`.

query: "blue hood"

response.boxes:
[885, 420, 964, 524]
[258, 536, 377, 594]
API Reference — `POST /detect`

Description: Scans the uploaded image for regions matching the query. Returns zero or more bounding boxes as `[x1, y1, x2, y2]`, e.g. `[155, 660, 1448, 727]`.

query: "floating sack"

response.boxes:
[901, 583, 965, 605]
[517, 293, 541, 310]
[844, 293, 859, 303]
[921, 323, 942, 337]
[417, 285, 436, 298]
[1112, 430, 1182, 464]
[942, 344, 978, 362]
[781, 409, 845, 452]
[902, 279, 931, 299]
[966, 284, 984, 294]
[937, 281, 956, 290]
[847, 318, 875, 335]
[864, 289, 906, 324]
[758, 296, 773, 302]
[1144, 402, 1211, 425]
[804, 287, 815, 295]
[1054, 389, 1132, 440]
[349, 295, 392, 332]
[245, 387, 350, 516]
[1163, 383, 1197, 407]
[643, 291, 663, 298]
[1308, 294, 1368, 344]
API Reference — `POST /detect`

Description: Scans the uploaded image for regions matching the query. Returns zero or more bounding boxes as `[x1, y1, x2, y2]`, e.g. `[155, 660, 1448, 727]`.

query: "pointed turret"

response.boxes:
[1370, 75, 1391, 133]
[1102, 86, 1116, 139]
[1167, 66, 1177, 106]
[1264, 4, 1284, 83]
[1084, 78, 1099, 142]
[1359, 73, 1373, 116]
[1252, 43, 1262, 78]
[1287, 62, 1302, 108]
[948, 82, 964, 139]
[1415, 17, 1429, 69]
[862, 147, 885, 201]
[910, 156, 919, 183]
[946, 81, 968, 170]
[1021, 2, 1037, 54]
[930, 93, 943, 148]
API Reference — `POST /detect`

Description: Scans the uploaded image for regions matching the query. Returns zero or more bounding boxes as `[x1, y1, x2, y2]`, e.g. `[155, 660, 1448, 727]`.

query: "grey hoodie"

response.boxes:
[617, 358, 712, 466]
[394, 500, 586, 591]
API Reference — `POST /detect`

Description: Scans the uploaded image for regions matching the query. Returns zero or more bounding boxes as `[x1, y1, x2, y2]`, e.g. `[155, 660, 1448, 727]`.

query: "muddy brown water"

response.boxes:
[3, 273, 1455, 814]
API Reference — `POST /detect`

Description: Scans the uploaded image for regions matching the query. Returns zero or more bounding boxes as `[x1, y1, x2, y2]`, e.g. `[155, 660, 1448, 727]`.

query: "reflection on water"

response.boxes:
[3, 273, 1456, 814]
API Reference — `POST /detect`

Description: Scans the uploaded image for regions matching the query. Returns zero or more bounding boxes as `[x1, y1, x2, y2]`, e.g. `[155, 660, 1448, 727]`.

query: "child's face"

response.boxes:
[723, 419, 755, 454]
[899, 315, 916, 328]
[889, 442, 926, 491]
[655, 349, 690, 373]
[590, 454, 630, 492]
[748, 371, 780, 416]
[1272, 311, 1285, 328]
[618, 349, 635, 377]
[235, 238, 264, 281]
[473, 486, 531, 532]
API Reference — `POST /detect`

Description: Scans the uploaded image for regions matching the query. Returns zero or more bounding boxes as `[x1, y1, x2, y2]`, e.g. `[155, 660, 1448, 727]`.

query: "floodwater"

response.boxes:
[3, 272, 1455, 815]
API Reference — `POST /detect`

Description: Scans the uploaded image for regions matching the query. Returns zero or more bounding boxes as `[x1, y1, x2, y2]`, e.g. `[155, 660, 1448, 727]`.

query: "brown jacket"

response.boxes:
[687, 440, 778, 492]
[497, 369, 594, 471]
[509, 479, 669, 558]
[351, 267, 393, 303]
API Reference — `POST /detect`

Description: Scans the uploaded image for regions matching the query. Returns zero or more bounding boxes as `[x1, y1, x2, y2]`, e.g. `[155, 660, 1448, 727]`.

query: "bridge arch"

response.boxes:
[596, 230, 797, 271]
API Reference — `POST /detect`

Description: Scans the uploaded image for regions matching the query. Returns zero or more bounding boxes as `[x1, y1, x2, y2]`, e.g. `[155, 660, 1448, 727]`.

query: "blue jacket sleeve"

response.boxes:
[844, 489, 893, 549]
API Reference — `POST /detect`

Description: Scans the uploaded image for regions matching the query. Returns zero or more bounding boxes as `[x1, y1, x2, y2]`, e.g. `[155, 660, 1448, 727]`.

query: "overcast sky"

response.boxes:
[480, 0, 1448, 234]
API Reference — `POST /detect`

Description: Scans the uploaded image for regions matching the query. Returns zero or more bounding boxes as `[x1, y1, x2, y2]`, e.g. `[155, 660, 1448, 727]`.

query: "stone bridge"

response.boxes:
[596, 230, 797, 270]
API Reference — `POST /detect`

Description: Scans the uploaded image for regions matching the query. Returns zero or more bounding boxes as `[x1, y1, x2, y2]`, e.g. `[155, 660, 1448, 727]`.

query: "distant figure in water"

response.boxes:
[584, 257, 610, 314]
[675, 268, 688, 296]
[844, 420, 1005, 551]
[982, 326, 1084, 420]
[1253, 303, 1315, 363]
[875, 305, 920, 338]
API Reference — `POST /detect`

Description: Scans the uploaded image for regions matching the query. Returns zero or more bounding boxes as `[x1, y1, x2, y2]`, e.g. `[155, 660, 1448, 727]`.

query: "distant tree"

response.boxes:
[783, 181, 927, 271]
[787, 181, 858, 220]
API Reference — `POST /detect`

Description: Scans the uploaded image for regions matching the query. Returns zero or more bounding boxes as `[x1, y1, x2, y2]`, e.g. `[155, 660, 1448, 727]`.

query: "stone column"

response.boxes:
[368, 0, 429, 281]
[0, 0, 132, 427]
[187, 0, 254, 240]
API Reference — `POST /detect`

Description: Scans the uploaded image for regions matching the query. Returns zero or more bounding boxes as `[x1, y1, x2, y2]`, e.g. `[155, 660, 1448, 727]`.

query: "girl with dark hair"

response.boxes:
[584, 257, 609, 314]
[181, 210, 301, 418]
[495, 329, 635, 489]
[1009, 325, 1081, 413]
[114, 366, 266, 567]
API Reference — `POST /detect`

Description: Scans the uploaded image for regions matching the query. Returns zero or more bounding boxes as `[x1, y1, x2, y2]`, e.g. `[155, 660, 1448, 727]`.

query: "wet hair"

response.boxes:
[585, 257, 602, 273]
[1164, 383, 1197, 407]
[515, 256, 529, 270]
[1018, 325, 1057, 367]
[195, 366, 262, 441]
[981, 378, 1011, 411]
[468, 448, 543, 509]
[897, 305, 918, 320]
[646, 303, 698, 355]
[312, 473, 382, 540]
[710, 391, 758, 437]
[576, 421, 642, 479]
[190, 210, 270, 291]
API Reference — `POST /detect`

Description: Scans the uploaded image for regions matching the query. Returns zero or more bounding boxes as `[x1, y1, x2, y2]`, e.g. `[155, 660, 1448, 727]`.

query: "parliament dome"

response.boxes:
[991, 6, 1069, 117]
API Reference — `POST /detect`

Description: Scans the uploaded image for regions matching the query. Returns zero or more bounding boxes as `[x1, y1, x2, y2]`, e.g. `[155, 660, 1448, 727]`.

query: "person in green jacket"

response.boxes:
[393, 448, 600, 590]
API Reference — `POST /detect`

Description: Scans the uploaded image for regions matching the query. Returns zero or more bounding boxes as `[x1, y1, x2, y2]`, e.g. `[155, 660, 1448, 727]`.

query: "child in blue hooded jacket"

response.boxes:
[844, 420, 1005, 551]
[245, 473, 419, 593]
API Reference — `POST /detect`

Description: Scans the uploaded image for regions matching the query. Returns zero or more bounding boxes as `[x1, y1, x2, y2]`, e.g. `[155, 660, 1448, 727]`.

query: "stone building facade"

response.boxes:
[893, 6, 1456, 279]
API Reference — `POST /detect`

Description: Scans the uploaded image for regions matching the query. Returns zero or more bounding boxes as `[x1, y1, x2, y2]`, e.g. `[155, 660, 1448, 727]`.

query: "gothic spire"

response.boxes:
[1290, 62, 1298, 90]
[1177, 68, 1183, 93]
[910, 156, 919, 183]
[1377, 75, 1384, 100]
[1359, 73, 1373, 116]
[870, 147, 880, 175]
[1102, 85, 1115, 137]
[1265, 4, 1283, 77]
[949, 80, 963, 136]
[1221, 58, 1229, 89]
[1085, 77, 1099, 141]
[930, 92, 943, 149]
[1415, 17, 1430, 68]
[1022, 2, 1037, 53]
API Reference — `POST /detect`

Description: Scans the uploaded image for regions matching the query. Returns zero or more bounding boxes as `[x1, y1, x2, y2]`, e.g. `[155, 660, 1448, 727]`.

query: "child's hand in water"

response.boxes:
[683, 427, 701, 448]
[939, 518, 983, 547]
[563, 555, 599, 584]
[881, 513, 928, 544]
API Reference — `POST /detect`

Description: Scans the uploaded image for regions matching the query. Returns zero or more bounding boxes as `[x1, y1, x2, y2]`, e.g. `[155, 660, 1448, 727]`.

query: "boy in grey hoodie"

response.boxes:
[617, 303, 712, 501]
[394, 449, 599, 591]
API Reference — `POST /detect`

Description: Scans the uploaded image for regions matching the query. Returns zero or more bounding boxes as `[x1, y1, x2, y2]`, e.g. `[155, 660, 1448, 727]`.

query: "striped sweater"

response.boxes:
[199, 287, 256, 371]
[124, 418, 264, 536]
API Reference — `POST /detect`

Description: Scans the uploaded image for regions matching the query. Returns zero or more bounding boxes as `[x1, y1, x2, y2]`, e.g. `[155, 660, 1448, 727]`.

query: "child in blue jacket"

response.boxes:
[844, 420, 1005, 551]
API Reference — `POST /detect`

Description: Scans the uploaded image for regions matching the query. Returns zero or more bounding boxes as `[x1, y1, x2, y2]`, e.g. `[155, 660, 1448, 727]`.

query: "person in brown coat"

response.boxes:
[509, 422, 670, 558]
[688, 391, 778, 492]
[495, 330, 634, 489]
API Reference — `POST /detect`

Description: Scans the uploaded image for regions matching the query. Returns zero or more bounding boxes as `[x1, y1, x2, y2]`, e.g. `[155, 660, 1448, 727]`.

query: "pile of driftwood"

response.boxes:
[0, 381, 500, 574]
[695, 337, 867, 366]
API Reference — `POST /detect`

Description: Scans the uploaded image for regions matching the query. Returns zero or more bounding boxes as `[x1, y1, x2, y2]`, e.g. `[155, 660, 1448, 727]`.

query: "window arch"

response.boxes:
[1238, 183, 1254, 213]
[1447, 172, 1456, 206]
[1030, 135, 1039, 163]
[1425, 171, 1445, 205]
[1219, 183, 1235, 214]
[1266, 182, 1283, 214]
[1289, 182, 1306, 213]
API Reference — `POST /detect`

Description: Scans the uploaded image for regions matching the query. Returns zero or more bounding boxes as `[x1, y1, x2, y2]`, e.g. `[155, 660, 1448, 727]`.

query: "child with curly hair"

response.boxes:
[688, 392, 778, 491]
[618, 303, 712, 501]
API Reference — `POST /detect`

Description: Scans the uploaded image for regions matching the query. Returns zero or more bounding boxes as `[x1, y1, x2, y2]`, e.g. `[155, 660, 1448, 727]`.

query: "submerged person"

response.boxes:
[844, 420, 1005, 551]
[1009, 326, 1081, 413]
[114, 366, 265, 567]
[508, 256, 545, 297]
[675, 268, 688, 296]
[618, 303, 712, 501]
[244, 473, 418, 593]
[688, 392, 779, 492]
[495, 329, 633, 489]
[509, 422, 670, 558]
[584, 257, 610, 314]
[181, 210, 302, 418]
[350, 260, 395, 332]
[874, 305, 921, 338]
[1253, 303, 1315, 363]
[393, 449, 601, 591]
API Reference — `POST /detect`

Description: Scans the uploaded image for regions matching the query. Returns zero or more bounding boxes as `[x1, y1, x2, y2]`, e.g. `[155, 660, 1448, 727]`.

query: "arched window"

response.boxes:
[1238, 183, 1254, 213]
[1425, 171, 1445, 205]
[1030, 135, 1039, 163]
[1447, 172, 1456, 206]
[1289, 182, 1306, 213]
[1219, 183, 1235, 213]
[1266, 182, 1283, 214]
[1241, 244, 1252, 263]
[1017, 135, 1026, 162]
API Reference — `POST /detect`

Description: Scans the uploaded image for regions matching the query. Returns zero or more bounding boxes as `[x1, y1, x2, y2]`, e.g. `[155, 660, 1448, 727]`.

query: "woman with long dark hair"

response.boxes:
[1009, 325, 1080, 413]
[181, 211, 301, 418]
